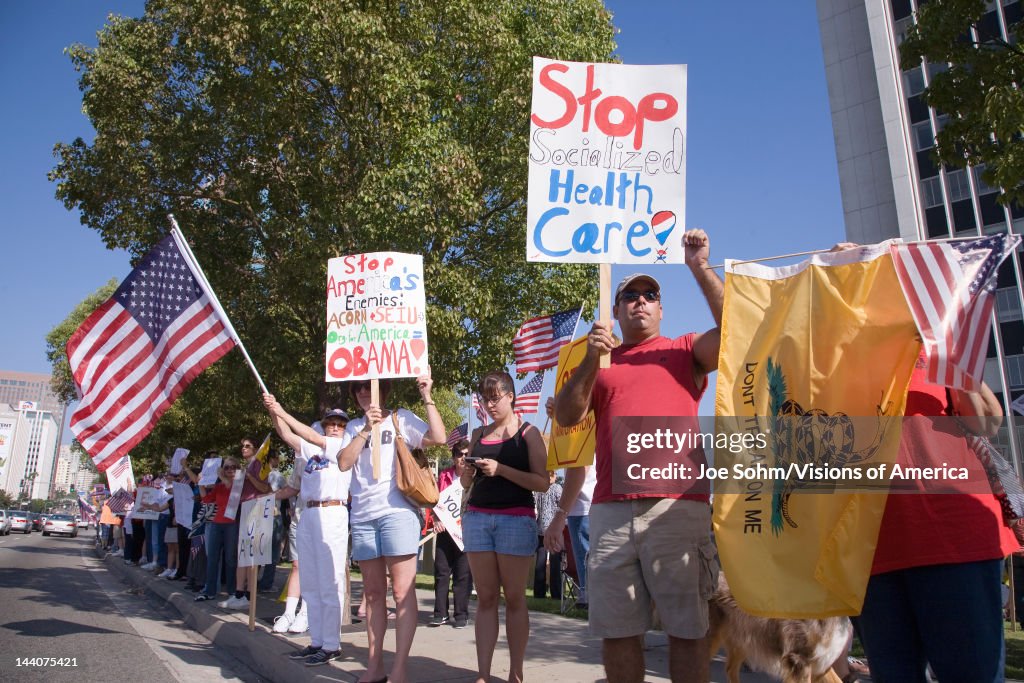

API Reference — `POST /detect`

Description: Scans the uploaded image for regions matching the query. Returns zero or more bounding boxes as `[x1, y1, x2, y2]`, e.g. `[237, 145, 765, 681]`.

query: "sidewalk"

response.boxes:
[95, 547, 805, 682]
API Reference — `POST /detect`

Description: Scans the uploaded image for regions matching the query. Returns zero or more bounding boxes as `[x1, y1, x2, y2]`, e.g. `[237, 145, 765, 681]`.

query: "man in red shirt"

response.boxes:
[546, 229, 722, 683]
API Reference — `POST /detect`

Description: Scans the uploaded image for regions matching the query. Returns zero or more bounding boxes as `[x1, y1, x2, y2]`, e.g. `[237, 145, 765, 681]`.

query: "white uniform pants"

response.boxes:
[296, 504, 349, 651]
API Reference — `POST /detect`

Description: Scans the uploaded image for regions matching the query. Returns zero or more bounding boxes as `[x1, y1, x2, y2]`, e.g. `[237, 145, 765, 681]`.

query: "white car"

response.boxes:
[75, 516, 89, 528]
[43, 514, 78, 537]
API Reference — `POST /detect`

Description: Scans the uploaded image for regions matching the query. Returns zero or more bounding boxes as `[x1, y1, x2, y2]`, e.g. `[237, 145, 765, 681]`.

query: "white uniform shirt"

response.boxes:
[345, 408, 428, 524]
[298, 436, 351, 505]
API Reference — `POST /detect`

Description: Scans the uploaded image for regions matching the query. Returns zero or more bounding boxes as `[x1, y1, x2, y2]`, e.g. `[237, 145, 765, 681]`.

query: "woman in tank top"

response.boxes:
[460, 370, 549, 683]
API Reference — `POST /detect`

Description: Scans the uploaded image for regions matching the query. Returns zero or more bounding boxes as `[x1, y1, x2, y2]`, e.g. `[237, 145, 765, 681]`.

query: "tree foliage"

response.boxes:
[49, 0, 615, 463]
[901, 0, 1024, 205]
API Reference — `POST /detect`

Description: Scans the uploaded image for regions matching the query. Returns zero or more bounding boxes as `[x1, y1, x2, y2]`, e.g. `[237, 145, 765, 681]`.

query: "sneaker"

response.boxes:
[140, 562, 157, 570]
[287, 645, 320, 660]
[194, 594, 214, 602]
[427, 615, 449, 627]
[453, 618, 469, 629]
[225, 596, 250, 610]
[288, 611, 308, 633]
[304, 649, 341, 667]
[159, 568, 175, 578]
[272, 613, 294, 634]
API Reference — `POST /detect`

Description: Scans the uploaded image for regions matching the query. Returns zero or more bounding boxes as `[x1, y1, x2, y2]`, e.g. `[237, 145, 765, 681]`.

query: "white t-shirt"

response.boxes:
[345, 408, 428, 524]
[297, 436, 351, 505]
[569, 466, 597, 517]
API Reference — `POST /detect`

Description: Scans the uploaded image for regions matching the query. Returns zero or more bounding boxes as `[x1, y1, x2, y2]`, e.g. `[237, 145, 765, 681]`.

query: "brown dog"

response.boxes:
[708, 575, 850, 683]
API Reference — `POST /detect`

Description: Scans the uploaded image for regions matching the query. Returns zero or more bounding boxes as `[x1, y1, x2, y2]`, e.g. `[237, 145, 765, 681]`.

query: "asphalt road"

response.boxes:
[0, 527, 261, 682]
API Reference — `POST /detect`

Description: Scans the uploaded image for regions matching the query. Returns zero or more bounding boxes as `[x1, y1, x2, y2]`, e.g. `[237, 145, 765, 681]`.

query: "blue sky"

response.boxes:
[0, 1, 845, 437]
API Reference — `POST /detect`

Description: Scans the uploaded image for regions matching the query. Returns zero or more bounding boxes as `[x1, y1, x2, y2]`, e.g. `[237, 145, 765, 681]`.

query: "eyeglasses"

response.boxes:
[351, 381, 371, 392]
[619, 290, 660, 303]
[223, 466, 239, 471]
[481, 392, 512, 405]
[322, 421, 345, 430]
[454, 451, 469, 458]
[241, 444, 254, 449]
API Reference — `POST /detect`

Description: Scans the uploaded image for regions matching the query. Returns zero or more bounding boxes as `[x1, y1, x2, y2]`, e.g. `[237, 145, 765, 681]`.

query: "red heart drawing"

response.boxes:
[410, 338, 426, 359]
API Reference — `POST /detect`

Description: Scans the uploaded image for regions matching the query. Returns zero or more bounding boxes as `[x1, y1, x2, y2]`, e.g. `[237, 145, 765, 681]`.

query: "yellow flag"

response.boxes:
[547, 335, 596, 470]
[255, 432, 273, 479]
[714, 243, 919, 618]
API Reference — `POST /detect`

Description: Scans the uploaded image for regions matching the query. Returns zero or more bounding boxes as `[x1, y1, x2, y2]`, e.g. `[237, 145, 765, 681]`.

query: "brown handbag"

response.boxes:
[392, 411, 440, 507]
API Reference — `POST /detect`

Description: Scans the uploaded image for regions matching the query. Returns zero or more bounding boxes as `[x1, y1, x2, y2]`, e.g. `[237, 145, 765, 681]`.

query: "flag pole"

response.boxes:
[708, 235, 1000, 270]
[167, 215, 268, 394]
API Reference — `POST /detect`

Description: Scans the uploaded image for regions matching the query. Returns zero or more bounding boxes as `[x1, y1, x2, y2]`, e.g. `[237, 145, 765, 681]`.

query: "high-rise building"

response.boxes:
[0, 403, 61, 500]
[52, 445, 77, 496]
[817, 0, 1024, 465]
[0, 369, 68, 493]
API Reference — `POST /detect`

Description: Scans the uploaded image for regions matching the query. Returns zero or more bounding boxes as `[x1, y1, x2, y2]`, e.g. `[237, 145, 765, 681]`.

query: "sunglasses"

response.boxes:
[454, 451, 469, 457]
[241, 444, 254, 449]
[619, 290, 660, 303]
[351, 381, 371, 392]
[481, 392, 511, 405]
[223, 466, 239, 471]
[322, 421, 346, 429]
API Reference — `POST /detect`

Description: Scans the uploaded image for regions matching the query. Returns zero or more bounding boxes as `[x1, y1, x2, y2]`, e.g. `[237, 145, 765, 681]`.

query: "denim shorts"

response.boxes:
[462, 511, 538, 556]
[351, 509, 421, 561]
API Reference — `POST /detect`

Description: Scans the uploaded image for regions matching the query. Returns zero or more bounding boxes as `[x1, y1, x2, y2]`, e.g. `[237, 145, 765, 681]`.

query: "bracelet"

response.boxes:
[423, 401, 436, 406]
[554, 509, 568, 518]
[356, 431, 370, 440]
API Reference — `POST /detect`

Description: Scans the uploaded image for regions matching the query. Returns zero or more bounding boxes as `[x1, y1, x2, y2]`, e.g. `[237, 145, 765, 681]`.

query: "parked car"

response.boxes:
[43, 514, 77, 537]
[29, 513, 43, 532]
[75, 516, 89, 528]
[0, 510, 10, 536]
[8, 511, 31, 534]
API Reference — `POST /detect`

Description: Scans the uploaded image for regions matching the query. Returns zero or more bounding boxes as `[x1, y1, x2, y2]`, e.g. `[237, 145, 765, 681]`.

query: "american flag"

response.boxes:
[77, 494, 97, 523]
[890, 233, 1019, 391]
[514, 372, 545, 415]
[105, 488, 136, 514]
[67, 233, 236, 472]
[446, 422, 468, 447]
[512, 309, 579, 373]
[472, 393, 489, 425]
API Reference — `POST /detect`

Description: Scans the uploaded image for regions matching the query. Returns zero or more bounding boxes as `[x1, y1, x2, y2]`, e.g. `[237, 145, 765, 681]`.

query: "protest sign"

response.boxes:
[132, 486, 161, 520]
[237, 494, 275, 567]
[105, 454, 135, 493]
[324, 252, 428, 381]
[170, 448, 189, 475]
[223, 468, 245, 520]
[432, 480, 466, 551]
[547, 336, 596, 469]
[172, 482, 194, 527]
[527, 57, 686, 265]
[198, 457, 222, 486]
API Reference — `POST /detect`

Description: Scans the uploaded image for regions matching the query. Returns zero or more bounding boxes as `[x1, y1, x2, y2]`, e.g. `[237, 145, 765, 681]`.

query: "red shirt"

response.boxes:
[871, 360, 1017, 574]
[591, 334, 707, 505]
[202, 482, 233, 525]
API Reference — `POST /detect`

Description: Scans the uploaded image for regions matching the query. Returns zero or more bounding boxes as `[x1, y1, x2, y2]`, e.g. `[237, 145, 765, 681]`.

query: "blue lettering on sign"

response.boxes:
[534, 169, 658, 258]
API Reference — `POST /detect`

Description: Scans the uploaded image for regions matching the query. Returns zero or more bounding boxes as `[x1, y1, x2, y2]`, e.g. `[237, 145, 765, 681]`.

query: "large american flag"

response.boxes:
[514, 372, 545, 415]
[512, 309, 579, 373]
[446, 422, 468, 447]
[890, 233, 1019, 391]
[67, 233, 236, 472]
[472, 393, 489, 425]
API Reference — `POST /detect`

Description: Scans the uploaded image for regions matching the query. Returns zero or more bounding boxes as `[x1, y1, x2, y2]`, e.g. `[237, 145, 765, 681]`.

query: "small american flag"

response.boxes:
[106, 488, 136, 514]
[77, 494, 97, 523]
[512, 309, 579, 374]
[67, 233, 236, 472]
[446, 422, 468, 447]
[890, 234, 1019, 391]
[514, 372, 545, 415]
[472, 393, 489, 425]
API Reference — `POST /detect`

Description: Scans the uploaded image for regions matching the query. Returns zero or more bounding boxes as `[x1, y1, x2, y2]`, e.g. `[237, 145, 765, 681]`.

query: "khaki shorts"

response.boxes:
[588, 498, 719, 640]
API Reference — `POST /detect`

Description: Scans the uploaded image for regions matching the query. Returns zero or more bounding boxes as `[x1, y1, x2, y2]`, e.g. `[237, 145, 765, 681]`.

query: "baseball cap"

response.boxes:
[322, 408, 349, 422]
[614, 273, 661, 302]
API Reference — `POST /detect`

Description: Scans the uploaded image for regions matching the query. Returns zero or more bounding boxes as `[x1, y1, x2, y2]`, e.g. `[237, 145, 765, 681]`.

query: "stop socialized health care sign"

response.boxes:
[527, 57, 686, 264]
[325, 252, 428, 381]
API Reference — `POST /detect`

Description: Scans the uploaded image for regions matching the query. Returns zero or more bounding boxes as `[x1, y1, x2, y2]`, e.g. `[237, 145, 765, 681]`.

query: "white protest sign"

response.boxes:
[324, 252, 428, 381]
[224, 468, 245, 520]
[105, 454, 136, 493]
[527, 57, 686, 264]
[170, 448, 189, 475]
[172, 482, 194, 527]
[432, 480, 466, 551]
[132, 486, 161, 520]
[237, 494, 276, 567]
[198, 457, 222, 486]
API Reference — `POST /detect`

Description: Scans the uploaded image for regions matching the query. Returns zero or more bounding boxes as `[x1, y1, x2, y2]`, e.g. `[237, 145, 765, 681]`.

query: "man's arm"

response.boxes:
[555, 321, 614, 427]
[683, 229, 723, 380]
[543, 466, 586, 552]
[951, 382, 1003, 438]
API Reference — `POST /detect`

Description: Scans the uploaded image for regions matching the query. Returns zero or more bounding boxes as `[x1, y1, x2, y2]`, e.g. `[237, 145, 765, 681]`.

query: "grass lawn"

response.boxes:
[1006, 622, 1024, 679]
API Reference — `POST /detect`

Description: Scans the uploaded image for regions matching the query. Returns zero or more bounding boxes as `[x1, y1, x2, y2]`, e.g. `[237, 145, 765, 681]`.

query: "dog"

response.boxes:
[708, 575, 851, 683]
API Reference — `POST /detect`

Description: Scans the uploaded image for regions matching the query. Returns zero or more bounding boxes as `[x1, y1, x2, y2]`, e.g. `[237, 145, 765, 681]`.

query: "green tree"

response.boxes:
[49, 0, 613, 460]
[0, 491, 14, 509]
[901, 0, 1024, 204]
